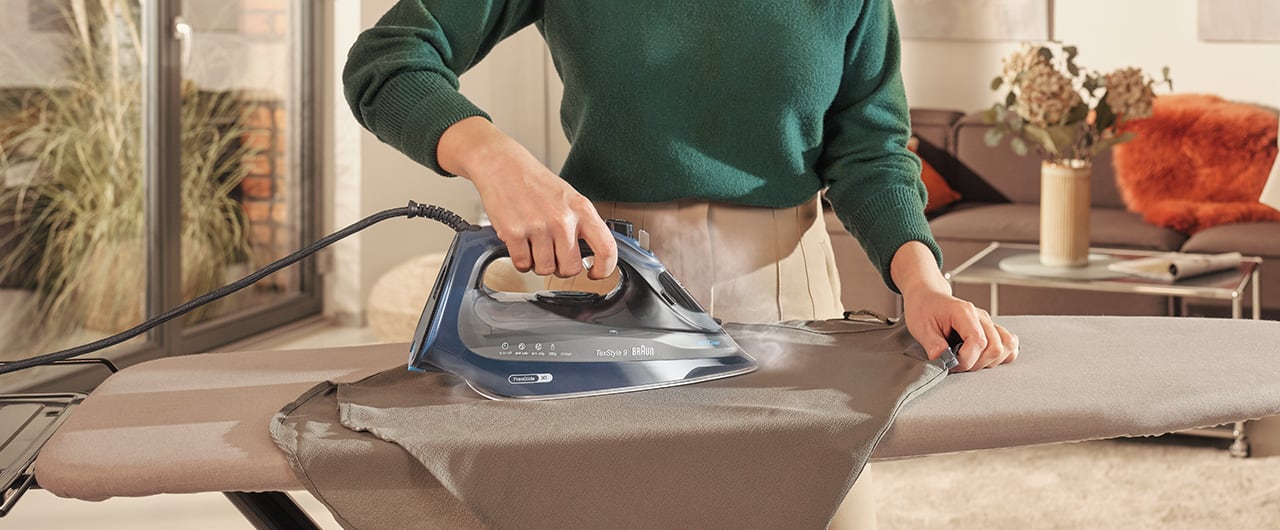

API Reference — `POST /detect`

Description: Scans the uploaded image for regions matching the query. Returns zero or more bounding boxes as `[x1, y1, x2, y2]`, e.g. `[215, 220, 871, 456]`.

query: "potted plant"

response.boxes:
[984, 42, 1172, 267]
[0, 0, 255, 356]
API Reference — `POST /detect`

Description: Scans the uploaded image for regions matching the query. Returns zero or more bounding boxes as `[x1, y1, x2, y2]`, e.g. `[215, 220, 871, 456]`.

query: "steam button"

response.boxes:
[606, 219, 634, 239]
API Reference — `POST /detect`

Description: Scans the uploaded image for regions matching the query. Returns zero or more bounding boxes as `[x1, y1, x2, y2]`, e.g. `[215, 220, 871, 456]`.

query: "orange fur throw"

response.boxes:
[1112, 93, 1280, 234]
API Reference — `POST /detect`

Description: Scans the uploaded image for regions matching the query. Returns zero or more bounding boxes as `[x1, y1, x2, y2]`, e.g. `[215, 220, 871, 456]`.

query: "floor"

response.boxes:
[6, 320, 380, 530]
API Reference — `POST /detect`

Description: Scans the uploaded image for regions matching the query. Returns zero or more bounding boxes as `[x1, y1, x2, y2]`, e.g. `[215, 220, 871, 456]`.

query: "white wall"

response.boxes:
[325, 0, 549, 323]
[0, 0, 69, 88]
[901, 0, 1280, 112]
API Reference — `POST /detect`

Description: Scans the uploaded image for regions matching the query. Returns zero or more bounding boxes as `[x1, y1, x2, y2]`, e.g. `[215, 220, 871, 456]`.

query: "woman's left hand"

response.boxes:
[901, 287, 1019, 372]
[891, 241, 1019, 372]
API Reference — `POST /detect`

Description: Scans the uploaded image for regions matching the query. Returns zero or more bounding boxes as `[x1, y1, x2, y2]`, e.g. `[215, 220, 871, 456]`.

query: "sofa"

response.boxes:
[827, 108, 1280, 321]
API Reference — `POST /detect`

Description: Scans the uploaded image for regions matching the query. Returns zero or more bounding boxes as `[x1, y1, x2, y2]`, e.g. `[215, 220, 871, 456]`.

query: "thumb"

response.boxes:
[919, 328, 952, 361]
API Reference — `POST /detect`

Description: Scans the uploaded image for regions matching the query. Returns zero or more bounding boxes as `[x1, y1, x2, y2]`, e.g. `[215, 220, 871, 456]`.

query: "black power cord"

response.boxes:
[0, 201, 470, 376]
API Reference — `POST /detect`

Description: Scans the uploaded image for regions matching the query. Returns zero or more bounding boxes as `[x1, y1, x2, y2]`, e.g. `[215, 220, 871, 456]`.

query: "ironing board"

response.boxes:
[30, 316, 1280, 525]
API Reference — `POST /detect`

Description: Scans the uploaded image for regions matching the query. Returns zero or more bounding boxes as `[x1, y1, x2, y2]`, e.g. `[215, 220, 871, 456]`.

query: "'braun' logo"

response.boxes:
[508, 373, 553, 384]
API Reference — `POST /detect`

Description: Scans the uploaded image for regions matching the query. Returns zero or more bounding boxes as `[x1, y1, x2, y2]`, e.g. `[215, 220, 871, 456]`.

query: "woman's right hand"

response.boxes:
[438, 117, 617, 279]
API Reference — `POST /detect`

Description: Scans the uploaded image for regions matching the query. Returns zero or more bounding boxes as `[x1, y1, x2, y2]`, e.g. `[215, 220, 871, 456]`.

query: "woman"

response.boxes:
[345, 1, 1018, 526]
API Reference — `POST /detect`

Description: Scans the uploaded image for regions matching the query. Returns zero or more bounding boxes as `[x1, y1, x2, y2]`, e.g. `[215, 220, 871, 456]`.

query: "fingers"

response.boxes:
[512, 227, 585, 278]
[552, 229, 583, 278]
[961, 316, 1020, 372]
[919, 332, 953, 362]
[972, 315, 1005, 370]
[506, 235, 534, 273]
[578, 215, 618, 280]
[529, 230, 557, 276]
[903, 289, 1020, 373]
[495, 205, 616, 280]
[950, 307, 988, 372]
[494, 224, 553, 275]
[996, 324, 1020, 365]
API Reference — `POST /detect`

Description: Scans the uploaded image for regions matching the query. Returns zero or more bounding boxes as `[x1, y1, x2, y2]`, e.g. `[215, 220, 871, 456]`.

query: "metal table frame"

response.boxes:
[946, 243, 1262, 321]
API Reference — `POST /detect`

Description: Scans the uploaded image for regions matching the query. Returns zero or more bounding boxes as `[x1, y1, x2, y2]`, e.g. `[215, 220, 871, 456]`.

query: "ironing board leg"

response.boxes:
[223, 492, 321, 530]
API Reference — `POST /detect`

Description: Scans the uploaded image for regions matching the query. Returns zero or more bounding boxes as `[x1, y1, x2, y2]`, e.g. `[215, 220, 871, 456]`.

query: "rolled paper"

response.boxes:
[1108, 252, 1243, 282]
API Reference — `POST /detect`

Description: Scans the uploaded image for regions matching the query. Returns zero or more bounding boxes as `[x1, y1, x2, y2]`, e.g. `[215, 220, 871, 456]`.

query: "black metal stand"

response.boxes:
[224, 492, 321, 530]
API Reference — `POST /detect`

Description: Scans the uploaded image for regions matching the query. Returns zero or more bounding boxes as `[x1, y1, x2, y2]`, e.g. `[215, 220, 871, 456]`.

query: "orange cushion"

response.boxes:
[908, 137, 962, 215]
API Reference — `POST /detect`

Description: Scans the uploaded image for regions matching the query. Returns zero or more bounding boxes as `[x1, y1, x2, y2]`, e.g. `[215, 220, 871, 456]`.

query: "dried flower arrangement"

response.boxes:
[983, 42, 1173, 163]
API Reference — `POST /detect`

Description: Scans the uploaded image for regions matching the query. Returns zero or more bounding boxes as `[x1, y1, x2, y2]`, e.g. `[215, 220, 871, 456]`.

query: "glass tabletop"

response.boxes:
[945, 243, 1260, 300]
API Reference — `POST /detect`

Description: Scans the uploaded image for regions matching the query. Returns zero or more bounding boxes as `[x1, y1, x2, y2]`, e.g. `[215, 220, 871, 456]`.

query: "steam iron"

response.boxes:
[408, 220, 757, 400]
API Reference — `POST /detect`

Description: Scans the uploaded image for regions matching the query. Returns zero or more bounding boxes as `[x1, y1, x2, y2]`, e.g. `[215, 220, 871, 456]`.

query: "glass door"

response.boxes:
[175, 0, 320, 351]
[0, 0, 152, 381]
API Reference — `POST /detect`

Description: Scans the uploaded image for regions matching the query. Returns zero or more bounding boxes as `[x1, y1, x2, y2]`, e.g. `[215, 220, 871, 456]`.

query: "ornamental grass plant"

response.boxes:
[0, 0, 255, 358]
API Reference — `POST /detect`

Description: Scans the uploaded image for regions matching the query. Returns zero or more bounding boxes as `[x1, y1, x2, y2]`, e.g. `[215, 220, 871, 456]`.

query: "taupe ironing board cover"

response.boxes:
[271, 316, 952, 530]
[34, 316, 1280, 519]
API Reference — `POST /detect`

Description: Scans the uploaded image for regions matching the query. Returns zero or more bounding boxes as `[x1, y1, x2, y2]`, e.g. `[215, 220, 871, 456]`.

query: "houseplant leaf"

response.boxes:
[1091, 131, 1136, 155]
[1022, 125, 1058, 156]
[984, 127, 1005, 147]
[1010, 136, 1029, 156]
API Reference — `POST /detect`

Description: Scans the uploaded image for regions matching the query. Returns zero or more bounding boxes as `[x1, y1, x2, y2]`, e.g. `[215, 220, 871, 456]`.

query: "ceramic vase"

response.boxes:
[1040, 159, 1092, 267]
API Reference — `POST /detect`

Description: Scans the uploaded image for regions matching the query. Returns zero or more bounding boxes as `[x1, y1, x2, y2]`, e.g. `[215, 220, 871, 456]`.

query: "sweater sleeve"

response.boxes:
[818, 0, 942, 294]
[343, 0, 543, 174]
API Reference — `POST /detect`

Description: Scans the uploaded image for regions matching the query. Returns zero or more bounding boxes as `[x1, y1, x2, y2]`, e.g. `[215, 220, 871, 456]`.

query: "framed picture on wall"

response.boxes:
[1198, 0, 1280, 42]
[893, 0, 1051, 41]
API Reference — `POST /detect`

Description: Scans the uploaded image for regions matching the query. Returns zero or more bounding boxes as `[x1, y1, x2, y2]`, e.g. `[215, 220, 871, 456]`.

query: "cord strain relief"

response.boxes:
[405, 200, 471, 231]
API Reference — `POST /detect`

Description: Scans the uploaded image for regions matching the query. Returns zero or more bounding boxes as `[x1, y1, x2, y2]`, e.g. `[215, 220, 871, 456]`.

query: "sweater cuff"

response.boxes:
[371, 71, 491, 175]
[830, 186, 943, 294]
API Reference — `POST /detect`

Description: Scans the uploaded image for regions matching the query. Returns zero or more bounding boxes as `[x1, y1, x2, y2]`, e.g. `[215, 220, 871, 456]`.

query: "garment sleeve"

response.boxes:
[818, 0, 942, 293]
[343, 0, 543, 174]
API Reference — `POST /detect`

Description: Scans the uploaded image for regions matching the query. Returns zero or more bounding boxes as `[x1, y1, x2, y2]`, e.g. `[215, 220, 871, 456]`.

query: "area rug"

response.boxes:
[874, 438, 1279, 529]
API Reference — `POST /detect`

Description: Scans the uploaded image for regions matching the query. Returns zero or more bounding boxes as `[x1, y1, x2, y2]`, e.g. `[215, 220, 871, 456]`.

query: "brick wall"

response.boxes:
[238, 94, 293, 291]
[233, 0, 292, 291]
[239, 0, 288, 41]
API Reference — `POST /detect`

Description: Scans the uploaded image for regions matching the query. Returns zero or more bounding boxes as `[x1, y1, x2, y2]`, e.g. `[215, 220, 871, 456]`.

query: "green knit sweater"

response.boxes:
[344, 0, 941, 292]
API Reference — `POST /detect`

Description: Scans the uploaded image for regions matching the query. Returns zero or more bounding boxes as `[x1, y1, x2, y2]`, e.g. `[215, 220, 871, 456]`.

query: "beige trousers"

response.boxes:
[498, 196, 877, 529]
[548, 197, 843, 323]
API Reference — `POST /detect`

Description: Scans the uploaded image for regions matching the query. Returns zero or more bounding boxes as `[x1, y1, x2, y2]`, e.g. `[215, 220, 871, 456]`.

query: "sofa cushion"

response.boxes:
[929, 203, 1187, 251]
[1181, 222, 1280, 258]
[1179, 222, 1280, 319]
[909, 109, 965, 188]
[909, 109, 963, 151]
[920, 156, 961, 215]
[951, 114, 1127, 209]
[908, 137, 961, 215]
